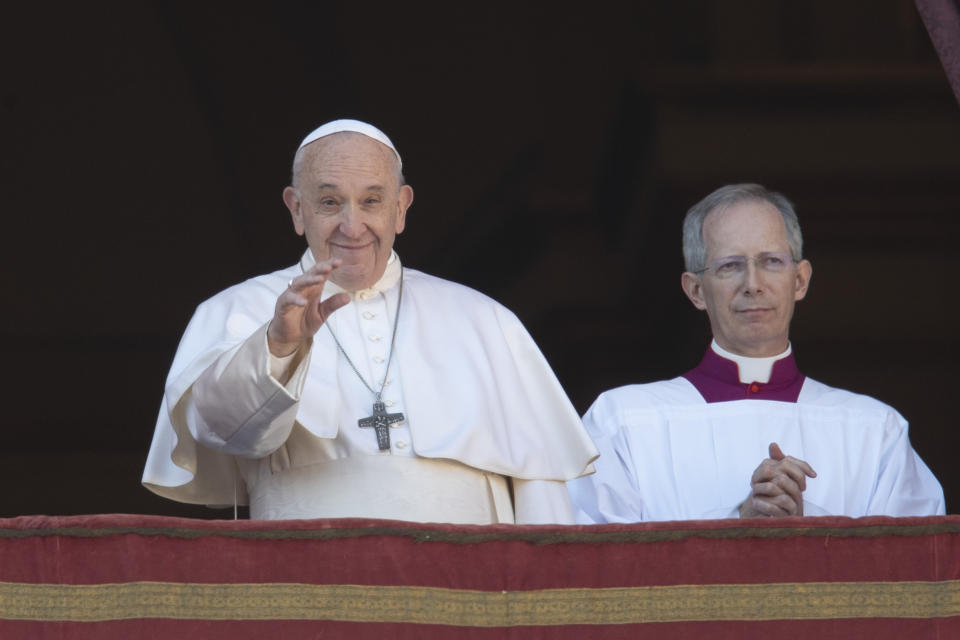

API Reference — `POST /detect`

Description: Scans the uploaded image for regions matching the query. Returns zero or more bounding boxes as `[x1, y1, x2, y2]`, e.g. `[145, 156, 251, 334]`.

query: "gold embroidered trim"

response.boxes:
[2, 580, 959, 625]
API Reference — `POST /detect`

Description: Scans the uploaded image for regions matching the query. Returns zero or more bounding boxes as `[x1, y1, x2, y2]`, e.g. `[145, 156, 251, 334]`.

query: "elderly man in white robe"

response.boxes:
[568, 183, 944, 522]
[143, 119, 598, 524]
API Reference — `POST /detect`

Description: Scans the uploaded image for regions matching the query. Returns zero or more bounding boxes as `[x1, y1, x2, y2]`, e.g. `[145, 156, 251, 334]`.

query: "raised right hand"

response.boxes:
[267, 258, 351, 357]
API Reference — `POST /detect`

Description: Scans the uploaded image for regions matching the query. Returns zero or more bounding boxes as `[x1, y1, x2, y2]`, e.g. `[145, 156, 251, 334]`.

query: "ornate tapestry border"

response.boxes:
[2, 580, 959, 625]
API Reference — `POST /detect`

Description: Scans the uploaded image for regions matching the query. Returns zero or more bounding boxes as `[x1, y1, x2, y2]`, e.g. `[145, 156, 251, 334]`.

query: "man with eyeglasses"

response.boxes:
[568, 183, 944, 522]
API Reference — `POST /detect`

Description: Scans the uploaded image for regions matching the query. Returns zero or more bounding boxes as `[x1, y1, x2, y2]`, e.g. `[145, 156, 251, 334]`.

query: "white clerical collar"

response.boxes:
[711, 340, 792, 384]
[299, 250, 402, 299]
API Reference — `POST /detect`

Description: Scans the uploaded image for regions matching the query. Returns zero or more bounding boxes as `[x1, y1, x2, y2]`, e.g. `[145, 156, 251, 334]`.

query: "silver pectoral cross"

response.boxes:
[358, 399, 405, 451]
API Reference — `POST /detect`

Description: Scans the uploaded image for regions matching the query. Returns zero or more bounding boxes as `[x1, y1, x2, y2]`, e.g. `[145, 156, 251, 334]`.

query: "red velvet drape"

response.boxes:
[2, 514, 959, 639]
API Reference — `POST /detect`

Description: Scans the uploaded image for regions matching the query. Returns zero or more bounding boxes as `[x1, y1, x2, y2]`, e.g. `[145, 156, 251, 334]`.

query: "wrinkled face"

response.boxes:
[681, 199, 812, 357]
[283, 132, 413, 291]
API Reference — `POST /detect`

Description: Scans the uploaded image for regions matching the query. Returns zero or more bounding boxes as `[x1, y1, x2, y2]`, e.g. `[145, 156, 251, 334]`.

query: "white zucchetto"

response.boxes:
[296, 119, 401, 168]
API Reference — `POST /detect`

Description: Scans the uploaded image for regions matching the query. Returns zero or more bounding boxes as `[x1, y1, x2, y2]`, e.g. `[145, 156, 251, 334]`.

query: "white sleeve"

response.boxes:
[513, 478, 576, 524]
[189, 323, 313, 458]
[867, 411, 945, 516]
[566, 395, 648, 524]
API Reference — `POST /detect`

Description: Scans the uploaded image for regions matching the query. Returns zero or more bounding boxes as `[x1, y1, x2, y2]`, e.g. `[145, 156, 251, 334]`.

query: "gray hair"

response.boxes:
[290, 133, 406, 190]
[682, 183, 803, 272]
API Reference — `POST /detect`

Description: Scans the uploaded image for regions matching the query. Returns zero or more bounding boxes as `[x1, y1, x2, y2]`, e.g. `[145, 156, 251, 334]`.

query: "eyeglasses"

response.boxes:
[694, 252, 796, 279]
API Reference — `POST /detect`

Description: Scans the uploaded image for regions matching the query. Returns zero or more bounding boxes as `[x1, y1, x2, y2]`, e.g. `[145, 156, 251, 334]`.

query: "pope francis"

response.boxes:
[143, 119, 598, 524]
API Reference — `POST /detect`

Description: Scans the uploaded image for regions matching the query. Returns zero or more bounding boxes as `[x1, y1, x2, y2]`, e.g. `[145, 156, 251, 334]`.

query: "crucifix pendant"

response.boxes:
[358, 399, 405, 451]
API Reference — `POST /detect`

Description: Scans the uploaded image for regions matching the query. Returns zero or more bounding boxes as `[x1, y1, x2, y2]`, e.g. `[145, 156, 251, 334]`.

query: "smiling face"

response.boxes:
[680, 199, 812, 357]
[282, 132, 413, 291]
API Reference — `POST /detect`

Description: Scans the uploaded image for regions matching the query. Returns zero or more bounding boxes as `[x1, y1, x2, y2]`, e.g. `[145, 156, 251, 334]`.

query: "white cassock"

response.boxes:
[568, 344, 944, 523]
[143, 250, 599, 524]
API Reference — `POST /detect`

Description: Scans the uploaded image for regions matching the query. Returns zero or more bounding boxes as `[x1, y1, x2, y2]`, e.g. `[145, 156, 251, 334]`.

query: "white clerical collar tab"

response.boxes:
[711, 339, 791, 384]
[296, 119, 402, 169]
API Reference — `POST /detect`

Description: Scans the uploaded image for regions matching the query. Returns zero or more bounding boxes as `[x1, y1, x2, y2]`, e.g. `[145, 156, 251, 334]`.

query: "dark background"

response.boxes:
[3, 1, 959, 518]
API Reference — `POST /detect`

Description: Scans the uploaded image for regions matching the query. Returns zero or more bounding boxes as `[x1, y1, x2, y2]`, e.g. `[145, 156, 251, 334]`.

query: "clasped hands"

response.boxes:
[267, 258, 351, 357]
[739, 442, 817, 518]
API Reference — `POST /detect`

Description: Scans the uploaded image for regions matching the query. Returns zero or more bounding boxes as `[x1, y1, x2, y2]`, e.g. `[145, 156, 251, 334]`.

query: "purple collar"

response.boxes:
[682, 347, 805, 404]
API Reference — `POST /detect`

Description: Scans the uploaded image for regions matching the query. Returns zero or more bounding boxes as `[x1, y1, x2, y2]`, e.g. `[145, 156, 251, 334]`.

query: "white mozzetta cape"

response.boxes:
[143, 252, 598, 512]
[568, 367, 944, 523]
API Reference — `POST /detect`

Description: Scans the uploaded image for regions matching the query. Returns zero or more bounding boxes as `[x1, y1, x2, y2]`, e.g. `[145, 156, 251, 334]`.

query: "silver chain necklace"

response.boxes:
[325, 272, 405, 450]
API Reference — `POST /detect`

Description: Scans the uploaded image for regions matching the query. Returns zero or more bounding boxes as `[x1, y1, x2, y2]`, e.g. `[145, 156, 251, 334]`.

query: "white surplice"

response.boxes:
[568, 351, 944, 523]
[143, 251, 598, 524]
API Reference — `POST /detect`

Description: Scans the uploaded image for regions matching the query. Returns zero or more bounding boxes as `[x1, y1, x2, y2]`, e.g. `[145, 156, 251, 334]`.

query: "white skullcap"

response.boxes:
[296, 119, 402, 169]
